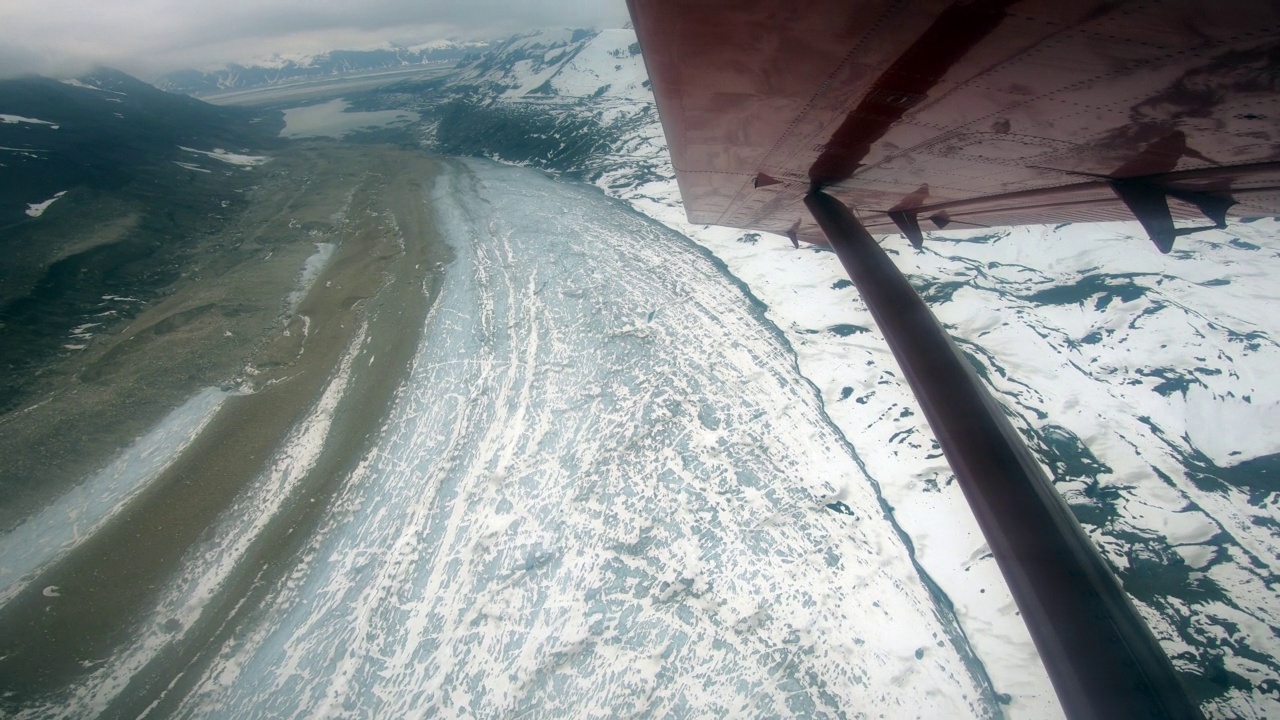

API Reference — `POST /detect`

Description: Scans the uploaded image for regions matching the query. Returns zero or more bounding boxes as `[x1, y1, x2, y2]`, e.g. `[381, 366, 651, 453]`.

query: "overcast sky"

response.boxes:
[0, 0, 631, 79]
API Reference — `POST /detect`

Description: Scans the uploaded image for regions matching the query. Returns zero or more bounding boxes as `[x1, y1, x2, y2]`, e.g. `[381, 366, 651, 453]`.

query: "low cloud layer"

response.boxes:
[0, 0, 631, 78]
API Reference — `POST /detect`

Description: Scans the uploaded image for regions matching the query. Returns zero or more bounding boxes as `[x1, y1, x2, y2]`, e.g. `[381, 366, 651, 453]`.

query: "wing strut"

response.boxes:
[803, 190, 1204, 720]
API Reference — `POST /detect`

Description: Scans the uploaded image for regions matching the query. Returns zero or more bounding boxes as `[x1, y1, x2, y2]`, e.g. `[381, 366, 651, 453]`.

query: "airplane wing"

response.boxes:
[627, 0, 1280, 251]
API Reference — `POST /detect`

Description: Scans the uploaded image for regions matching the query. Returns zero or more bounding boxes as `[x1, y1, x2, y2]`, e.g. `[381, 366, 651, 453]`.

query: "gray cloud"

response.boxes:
[0, 0, 631, 78]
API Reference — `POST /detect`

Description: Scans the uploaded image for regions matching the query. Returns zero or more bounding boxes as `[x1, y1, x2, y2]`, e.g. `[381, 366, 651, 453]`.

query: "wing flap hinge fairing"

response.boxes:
[887, 209, 926, 248]
[1109, 179, 1236, 253]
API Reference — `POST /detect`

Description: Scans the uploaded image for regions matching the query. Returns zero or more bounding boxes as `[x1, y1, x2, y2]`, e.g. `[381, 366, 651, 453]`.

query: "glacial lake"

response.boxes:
[279, 99, 417, 139]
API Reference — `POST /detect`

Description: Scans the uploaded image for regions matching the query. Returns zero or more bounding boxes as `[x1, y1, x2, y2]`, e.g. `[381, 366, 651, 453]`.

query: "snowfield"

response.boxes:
[178, 146, 270, 167]
[1, 115, 59, 128]
[25, 190, 66, 217]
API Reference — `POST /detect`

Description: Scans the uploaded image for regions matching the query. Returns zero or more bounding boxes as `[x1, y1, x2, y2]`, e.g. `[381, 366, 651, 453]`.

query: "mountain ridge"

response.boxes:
[154, 41, 492, 97]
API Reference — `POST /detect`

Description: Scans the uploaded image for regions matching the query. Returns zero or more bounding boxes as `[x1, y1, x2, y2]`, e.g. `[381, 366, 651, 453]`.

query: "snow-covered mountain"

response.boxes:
[368, 27, 1280, 719]
[353, 27, 657, 175]
[449, 28, 648, 101]
[155, 41, 490, 96]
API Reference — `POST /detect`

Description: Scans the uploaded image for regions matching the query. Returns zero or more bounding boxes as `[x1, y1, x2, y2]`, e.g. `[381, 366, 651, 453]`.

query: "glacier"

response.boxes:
[17, 159, 1009, 718]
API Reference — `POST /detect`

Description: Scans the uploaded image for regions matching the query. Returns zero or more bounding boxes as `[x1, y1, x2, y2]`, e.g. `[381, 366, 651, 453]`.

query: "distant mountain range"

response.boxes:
[155, 42, 491, 97]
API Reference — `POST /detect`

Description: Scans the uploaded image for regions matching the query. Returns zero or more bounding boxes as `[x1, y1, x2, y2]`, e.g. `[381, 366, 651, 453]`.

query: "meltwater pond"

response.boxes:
[279, 98, 417, 139]
[20, 160, 1003, 718]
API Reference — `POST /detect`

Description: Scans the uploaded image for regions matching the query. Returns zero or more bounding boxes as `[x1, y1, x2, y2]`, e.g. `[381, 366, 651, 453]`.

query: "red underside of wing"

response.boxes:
[627, 0, 1280, 243]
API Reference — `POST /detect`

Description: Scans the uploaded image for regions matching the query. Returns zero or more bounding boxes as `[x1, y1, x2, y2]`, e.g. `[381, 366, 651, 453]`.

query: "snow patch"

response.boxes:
[1185, 385, 1280, 467]
[173, 161, 211, 173]
[286, 243, 336, 313]
[0, 146, 48, 156]
[178, 146, 269, 167]
[25, 191, 66, 217]
[1, 114, 59, 129]
[59, 78, 127, 95]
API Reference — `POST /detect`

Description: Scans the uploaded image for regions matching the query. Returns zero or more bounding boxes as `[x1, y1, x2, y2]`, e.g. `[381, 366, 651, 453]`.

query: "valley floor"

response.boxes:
[0, 143, 449, 714]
